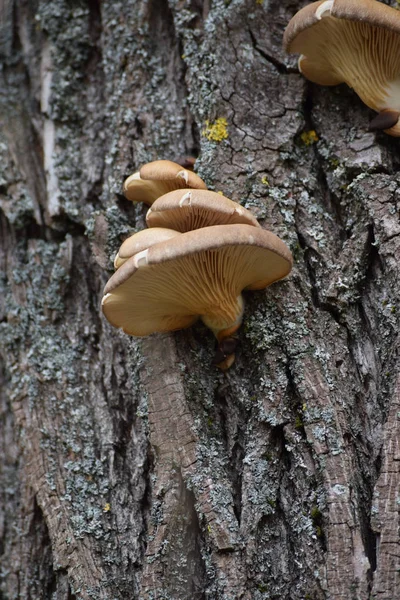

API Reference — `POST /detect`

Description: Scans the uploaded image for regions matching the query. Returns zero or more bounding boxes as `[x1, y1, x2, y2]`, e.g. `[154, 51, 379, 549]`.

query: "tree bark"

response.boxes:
[1, 0, 399, 598]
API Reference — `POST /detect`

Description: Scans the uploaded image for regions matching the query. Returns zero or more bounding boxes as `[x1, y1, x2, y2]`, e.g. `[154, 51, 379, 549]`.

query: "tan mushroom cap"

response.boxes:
[102, 224, 292, 340]
[114, 228, 181, 269]
[284, 0, 400, 135]
[123, 160, 207, 205]
[146, 189, 261, 232]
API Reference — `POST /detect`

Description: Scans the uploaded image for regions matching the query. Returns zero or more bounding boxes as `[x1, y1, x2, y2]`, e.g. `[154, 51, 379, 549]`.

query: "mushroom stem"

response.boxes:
[369, 109, 400, 131]
[215, 353, 236, 371]
[212, 337, 239, 370]
[201, 295, 244, 340]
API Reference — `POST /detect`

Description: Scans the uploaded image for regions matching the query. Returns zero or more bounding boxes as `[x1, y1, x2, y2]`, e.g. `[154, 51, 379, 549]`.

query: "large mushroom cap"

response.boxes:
[284, 0, 400, 135]
[102, 224, 292, 338]
[114, 227, 181, 269]
[146, 189, 261, 232]
[123, 159, 207, 206]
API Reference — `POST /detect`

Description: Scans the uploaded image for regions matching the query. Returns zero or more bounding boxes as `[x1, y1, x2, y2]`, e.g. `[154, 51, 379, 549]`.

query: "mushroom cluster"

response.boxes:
[102, 160, 293, 369]
[284, 0, 400, 136]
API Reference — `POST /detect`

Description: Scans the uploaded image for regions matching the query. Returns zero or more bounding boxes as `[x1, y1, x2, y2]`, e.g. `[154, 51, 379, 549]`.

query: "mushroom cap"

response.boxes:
[146, 189, 261, 232]
[283, 0, 400, 135]
[114, 228, 181, 269]
[123, 160, 207, 206]
[102, 224, 292, 337]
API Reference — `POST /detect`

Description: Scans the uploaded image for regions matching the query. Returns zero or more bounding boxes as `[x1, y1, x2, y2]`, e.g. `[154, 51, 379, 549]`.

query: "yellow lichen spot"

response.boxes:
[300, 130, 319, 146]
[256, 0, 264, 4]
[302, 403, 307, 412]
[103, 503, 111, 512]
[202, 118, 229, 142]
[217, 191, 224, 195]
[261, 176, 269, 186]
[181, 54, 186, 59]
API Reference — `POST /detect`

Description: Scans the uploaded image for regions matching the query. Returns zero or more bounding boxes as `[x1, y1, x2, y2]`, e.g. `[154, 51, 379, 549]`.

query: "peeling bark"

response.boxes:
[0, 0, 399, 599]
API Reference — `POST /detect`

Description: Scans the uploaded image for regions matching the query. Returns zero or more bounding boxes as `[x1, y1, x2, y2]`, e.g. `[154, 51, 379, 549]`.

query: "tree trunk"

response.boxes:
[1, 0, 399, 598]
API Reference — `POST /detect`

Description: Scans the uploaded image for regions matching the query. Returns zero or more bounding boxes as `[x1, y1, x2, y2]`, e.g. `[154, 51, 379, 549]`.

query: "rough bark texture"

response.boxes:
[1, 0, 399, 598]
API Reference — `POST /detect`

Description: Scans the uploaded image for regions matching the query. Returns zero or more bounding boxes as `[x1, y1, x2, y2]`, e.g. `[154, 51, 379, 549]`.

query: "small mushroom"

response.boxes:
[212, 337, 238, 370]
[123, 159, 207, 206]
[284, 0, 400, 136]
[102, 224, 292, 368]
[146, 189, 261, 232]
[114, 228, 181, 269]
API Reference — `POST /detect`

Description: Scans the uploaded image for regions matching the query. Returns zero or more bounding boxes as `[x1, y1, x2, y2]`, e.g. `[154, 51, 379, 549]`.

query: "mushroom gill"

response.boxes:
[284, 0, 400, 135]
[146, 189, 260, 232]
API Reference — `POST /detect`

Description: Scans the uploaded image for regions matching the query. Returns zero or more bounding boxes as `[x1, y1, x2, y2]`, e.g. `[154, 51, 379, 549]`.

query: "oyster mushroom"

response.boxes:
[114, 228, 181, 269]
[123, 159, 207, 206]
[146, 189, 260, 232]
[284, 0, 400, 135]
[102, 224, 292, 369]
